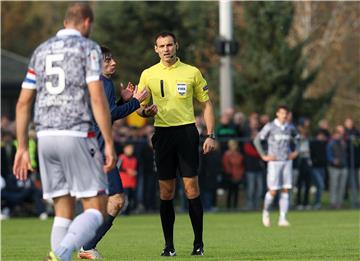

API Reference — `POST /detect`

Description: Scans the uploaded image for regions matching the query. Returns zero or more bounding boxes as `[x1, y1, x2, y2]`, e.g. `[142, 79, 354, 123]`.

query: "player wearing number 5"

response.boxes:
[13, 3, 115, 261]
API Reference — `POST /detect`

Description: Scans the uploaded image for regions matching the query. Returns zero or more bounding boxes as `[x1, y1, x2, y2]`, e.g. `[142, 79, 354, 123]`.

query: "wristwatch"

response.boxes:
[206, 133, 216, 140]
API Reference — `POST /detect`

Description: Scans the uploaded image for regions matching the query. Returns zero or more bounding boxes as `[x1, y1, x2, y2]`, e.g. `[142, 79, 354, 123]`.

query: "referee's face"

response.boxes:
[155, 36, 178, 65]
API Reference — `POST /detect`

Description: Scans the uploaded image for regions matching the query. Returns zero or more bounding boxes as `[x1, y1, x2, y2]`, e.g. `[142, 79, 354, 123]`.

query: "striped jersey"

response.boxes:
[22, 29, 102, 137]
[256, 119, 299, 161]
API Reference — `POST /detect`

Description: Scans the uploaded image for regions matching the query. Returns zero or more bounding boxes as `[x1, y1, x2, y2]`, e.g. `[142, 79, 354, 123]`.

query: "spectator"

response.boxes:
[244, 130, 265, 210]
[222, 139, 245, 209]
[216, 111, 238, 154]
[119, 144, 138, 215]
[310, 131, 328, 209]
[343, 117, 360, 207]
[199, 139, 222, 212]
[139, 125, 158, 212]
[317, 119, 331, 140]
[327, 126, 348, 208]
[296, 123, 312, 210]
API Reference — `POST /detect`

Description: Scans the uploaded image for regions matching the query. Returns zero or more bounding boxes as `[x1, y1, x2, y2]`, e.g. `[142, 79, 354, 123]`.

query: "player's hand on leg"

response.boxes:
[261, 155, 277, 161]
[103, 143, 116, 173]
[13, 148, 33, 180]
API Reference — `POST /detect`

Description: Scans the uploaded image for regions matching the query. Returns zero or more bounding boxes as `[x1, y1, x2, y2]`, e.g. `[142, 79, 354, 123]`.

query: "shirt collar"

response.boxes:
[274, 119, 288, 130]
[56, 28, 82, 37]
[159, 58, 181, 69]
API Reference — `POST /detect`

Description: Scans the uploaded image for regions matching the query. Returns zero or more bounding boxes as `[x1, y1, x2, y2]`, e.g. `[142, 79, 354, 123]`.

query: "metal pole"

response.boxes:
[219, 0, 234, 115]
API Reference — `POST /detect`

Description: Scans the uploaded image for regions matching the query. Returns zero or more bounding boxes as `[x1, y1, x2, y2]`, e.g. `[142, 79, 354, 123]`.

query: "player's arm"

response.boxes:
[112, 86, 148, 121]
[88, 80, 116, 173]
[253, 126, 276, 161]
[13, 89, 36, 180]
[201, 99, 216, 154]
[288, 127, 300, 160]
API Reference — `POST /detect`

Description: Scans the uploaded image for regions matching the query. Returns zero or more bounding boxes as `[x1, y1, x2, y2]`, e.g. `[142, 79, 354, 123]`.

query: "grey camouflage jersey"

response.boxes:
[22, 29, 102, 135]
[255, 119, 299, 161]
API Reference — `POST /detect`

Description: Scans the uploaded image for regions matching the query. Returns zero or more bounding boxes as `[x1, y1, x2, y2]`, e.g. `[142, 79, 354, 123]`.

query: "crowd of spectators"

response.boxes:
[1, 109, 359, 219]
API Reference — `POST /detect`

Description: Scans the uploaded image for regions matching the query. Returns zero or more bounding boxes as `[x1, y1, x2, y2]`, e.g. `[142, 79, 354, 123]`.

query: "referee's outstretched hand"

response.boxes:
[203, 138, 215, 154]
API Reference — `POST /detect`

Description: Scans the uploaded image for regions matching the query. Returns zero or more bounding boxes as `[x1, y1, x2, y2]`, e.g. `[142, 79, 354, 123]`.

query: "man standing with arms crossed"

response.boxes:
[137, 32, 216, 256]
[254, 105, 299, 227]
[13, 3, 115, 261]
[79, 46, 148, 259]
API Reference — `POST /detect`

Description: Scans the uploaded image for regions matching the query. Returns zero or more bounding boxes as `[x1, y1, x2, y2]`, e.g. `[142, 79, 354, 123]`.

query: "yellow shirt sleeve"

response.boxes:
[137, 70, 152, 106]
[193, 68, 209, 103]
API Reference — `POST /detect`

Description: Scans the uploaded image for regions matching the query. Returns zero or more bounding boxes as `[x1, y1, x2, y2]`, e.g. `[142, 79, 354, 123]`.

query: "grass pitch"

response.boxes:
[2, 210, 359, 260]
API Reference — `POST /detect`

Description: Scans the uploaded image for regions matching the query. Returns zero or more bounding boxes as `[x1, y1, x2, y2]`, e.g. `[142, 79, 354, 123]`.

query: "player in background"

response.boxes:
[254, 105, 299, 227]
[13, 3, 116, 261]
[78, 46, 148, 259]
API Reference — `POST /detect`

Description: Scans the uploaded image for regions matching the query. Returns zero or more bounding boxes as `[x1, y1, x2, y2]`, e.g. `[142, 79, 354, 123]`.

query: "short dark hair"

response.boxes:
[64, 3, 94, 25]
[276, 105, 289, 113]
[154, 31, 177, 45]
[100, 45, 112, 60]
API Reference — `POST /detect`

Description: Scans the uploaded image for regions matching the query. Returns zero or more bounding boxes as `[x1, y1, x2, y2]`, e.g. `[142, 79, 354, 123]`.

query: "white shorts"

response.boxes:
[38, 136, 108, 199]
[267, 160, 293, 190]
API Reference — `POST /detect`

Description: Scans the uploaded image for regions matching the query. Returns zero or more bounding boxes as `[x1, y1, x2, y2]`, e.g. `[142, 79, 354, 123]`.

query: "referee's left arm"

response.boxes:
[202, 99, 216, 154]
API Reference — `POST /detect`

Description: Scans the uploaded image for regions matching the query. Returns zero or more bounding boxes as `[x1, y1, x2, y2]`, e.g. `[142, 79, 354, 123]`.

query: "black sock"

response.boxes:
[160, 199, 175, 249]
[188, 196, 203, 248]
[83, 214, 116, 250]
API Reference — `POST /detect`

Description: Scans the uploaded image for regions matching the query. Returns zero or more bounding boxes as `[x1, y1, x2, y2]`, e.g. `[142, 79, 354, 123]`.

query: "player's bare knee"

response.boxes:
[269, 190, 277, 197]
[111, 193, 125, 210]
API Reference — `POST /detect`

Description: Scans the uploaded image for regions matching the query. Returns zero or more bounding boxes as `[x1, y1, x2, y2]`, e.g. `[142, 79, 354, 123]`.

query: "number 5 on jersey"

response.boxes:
[46, 54, 65, 94]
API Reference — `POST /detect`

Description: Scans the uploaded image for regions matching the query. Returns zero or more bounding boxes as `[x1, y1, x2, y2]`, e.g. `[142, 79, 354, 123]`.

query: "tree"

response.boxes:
[234, 2, 333, 122]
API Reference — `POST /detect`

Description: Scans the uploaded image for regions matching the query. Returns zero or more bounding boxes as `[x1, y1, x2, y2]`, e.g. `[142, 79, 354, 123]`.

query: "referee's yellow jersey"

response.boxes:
[138, 58, 209, 127]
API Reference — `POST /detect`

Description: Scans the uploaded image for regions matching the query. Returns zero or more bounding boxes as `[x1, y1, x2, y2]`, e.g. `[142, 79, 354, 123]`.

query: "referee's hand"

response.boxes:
[203, 138, 215, 154]
[103, 143, 117, 173]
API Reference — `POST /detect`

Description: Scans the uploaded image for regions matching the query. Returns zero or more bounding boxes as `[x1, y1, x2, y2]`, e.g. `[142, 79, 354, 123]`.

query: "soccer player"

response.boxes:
[254, 105, 299, 227]
[136, 32, 216, 256]
[13, 3, 116, 261]
[78, 46, 148, 259]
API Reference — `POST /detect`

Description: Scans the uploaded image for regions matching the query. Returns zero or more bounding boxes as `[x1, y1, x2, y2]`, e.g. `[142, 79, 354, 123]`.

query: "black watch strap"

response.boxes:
[206, 133, 216, 140]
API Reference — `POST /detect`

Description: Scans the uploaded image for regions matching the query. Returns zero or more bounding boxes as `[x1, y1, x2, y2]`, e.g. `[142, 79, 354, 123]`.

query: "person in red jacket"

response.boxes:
[119, 144, 138, 215]
[222, 139, 245, 209]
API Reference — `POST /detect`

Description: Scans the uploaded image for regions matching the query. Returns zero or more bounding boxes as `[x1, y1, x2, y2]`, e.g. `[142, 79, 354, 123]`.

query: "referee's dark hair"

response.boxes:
[276, 105, 289, 112]
[154, 31, 177, 45]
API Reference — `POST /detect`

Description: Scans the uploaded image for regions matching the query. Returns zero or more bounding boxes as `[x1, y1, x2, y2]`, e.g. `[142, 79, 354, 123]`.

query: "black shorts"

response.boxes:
[151, 124, 199, 180]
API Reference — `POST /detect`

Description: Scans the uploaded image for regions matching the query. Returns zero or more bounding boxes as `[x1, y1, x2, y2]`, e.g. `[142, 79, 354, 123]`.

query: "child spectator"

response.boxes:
[222, 139, 245, 209]
[119, 144, 138, 215]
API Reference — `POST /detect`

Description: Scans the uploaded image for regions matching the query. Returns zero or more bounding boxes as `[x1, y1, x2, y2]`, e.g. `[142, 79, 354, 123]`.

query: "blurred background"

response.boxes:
[1, 1, 359, 219]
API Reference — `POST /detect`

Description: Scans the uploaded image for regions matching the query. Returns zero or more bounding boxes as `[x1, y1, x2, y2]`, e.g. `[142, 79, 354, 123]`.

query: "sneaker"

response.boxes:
[43, 251, 59, 261]
[160, 247, 176, 257]
[262, 212, 271, 227]
[78, 247, 103, 259]
[278, 219, 291, 227]
[191, 246, 204, 256]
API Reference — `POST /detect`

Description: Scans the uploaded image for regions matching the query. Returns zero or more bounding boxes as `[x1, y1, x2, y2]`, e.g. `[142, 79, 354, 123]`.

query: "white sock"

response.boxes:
[263, 191, 274, 213]
[279, 192, 289, 219]
[55, 209, 103, 261]
[51, 216, 72, 251]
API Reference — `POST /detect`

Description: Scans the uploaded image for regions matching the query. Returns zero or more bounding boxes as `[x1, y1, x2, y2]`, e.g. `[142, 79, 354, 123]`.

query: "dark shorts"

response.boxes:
[151, 123, 199, 180]
[107, 166, 124, 195]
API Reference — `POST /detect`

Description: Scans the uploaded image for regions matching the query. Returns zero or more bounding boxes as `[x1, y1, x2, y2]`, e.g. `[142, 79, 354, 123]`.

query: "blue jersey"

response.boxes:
[94, 75, 140, 151]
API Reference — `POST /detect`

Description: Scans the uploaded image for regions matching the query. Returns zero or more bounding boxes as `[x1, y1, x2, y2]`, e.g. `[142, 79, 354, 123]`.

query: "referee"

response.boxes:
[137, 32, 216, 257]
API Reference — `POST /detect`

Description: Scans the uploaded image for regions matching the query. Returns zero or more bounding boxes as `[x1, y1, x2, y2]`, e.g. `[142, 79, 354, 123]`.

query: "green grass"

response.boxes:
[2, 210, 359, 260]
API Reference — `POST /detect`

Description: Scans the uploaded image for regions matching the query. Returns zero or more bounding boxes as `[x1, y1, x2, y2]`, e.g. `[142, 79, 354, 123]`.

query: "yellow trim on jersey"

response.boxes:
[138, 59, 209, 127]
